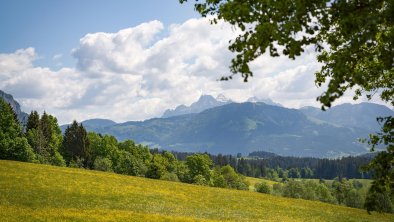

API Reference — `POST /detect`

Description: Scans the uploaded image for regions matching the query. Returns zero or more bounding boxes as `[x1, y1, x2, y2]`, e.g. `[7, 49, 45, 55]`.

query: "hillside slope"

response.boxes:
[61, 118, 117, 132]
[300, 103, 394, 131]
[1, 160, 392, 221]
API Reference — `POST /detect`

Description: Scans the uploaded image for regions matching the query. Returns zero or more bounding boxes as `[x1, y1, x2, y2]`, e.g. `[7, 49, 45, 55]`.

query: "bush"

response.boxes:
[50, 151, 66, 167]
[211, 165, 249, 190]
[233, 175, 249, 190]
[272, 183, 283, 195]
[344, 188, 364, 209]
[352, 180, 363, 190]
[174, 162, 190, 183]
[255, 182, 271, 194]
[69, 157, 85, 168]
[365, 187, 394, 213]
[281, 180, 338, 203]
[212, 173, 226, 188]
[283, 180, 307, 199]
[193, 174, 208, 186]
[315, 182, 337, 204]
[93, 156, 113, 172]
[114, 151, 147, 176]
[160, 172, 179, 182]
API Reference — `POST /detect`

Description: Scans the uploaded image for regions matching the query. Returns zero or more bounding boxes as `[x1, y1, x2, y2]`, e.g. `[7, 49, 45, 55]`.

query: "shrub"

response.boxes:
[255, 182, 271, 194]
[50, 151, 66, 166]
[160, 172, 179, 182]
[344, 188, 364, 209]
[272, 183, 283, 195]
[365, 187, 394, 213]
[283, 180, 307, 199]
[69, 157, 85, 168]
[93, 156, 113, 172]
[193, 174, 208, 186]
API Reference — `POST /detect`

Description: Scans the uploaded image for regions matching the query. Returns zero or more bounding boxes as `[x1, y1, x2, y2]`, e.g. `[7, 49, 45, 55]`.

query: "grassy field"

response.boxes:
[245, 177, 278, 191]
[0, 160, 392, 222]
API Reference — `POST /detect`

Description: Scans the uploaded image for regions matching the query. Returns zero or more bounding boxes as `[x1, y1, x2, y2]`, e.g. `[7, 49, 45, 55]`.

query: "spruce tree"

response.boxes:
[61, 121, 91, 167]
[40, 112, 52, 148]
[25, 110, 65, 166]
[26, 111, 40, 132]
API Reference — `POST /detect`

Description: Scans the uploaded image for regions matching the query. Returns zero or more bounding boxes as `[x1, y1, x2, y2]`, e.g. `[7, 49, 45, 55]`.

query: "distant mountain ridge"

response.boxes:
[300, 103, 394, 131]
[59, 95, 392, 158]
[0, 90, 28, 124]
[61, 118, 117, 132]
[91, 102, 373, 158]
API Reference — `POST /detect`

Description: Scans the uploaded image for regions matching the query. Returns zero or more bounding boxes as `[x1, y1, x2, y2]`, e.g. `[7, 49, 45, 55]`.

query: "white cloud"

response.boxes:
[1, 17, 380, 124]
[0, 48, 35, 78]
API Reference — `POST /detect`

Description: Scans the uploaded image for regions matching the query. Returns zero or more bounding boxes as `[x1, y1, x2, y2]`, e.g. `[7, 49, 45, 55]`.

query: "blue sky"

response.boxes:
[0, 0, 198, 68]
[0, 1, 382, 124]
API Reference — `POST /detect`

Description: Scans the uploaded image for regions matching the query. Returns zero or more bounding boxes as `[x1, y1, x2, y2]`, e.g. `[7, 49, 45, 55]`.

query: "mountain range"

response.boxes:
[2, 89, 392, 158]
[70, 95, 392, 158]
[90, 102, 378, 157]
[299, 103, 393, 131]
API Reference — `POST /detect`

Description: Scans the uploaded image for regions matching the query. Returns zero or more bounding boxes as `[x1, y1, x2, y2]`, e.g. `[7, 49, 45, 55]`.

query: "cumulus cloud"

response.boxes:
[1, 17, 374, 124]
[0, 48, 35, 78]
[0, 48, 88, 116]
[72, 20, 164, 76]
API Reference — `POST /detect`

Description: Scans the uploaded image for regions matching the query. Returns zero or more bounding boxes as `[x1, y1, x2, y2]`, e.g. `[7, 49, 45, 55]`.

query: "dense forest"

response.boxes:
[169, 150, 373, 180]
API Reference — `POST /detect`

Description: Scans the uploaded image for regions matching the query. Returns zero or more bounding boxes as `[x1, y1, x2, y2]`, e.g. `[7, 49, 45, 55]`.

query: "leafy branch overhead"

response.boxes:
[180, 0, 394, 213]
[180, 0, 393, 109]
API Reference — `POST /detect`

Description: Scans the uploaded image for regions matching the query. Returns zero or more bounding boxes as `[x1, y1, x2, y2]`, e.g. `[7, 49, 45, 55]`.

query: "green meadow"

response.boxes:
[245, 176, 278, 191]
[1, 160, 392, 222]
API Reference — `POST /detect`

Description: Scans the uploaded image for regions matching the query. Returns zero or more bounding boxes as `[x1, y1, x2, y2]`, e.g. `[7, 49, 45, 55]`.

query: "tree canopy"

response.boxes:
[180, 0, 393, 212]
[0, 98, 36, 162]
[61, 121, 91, 167]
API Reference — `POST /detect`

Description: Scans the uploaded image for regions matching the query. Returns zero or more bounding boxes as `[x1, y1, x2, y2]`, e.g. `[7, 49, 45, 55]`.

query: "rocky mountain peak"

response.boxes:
[0, 90, 29, 123]
[162, 94, 232, 118]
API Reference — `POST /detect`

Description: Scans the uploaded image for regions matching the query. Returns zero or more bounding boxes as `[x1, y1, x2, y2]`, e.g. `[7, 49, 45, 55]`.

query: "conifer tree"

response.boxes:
[0, 98, 35, 162]
[25, 110, 65, 166]
[40, 112, 52, 148]
[61, 121, 91, 167]
[26, 111, 40, 132]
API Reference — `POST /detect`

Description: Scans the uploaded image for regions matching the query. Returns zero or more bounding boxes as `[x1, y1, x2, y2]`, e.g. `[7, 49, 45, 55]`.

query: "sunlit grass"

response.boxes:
[0, 160, 392, 221]
[245, 176, 278, 191]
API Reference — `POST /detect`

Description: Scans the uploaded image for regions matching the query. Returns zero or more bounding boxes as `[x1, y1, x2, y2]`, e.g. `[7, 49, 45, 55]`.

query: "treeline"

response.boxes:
[255, 178, 393, 212]
[236, 155, 373, 180]
[169, 152, 373, 180]
[0, 99, 248, 191]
